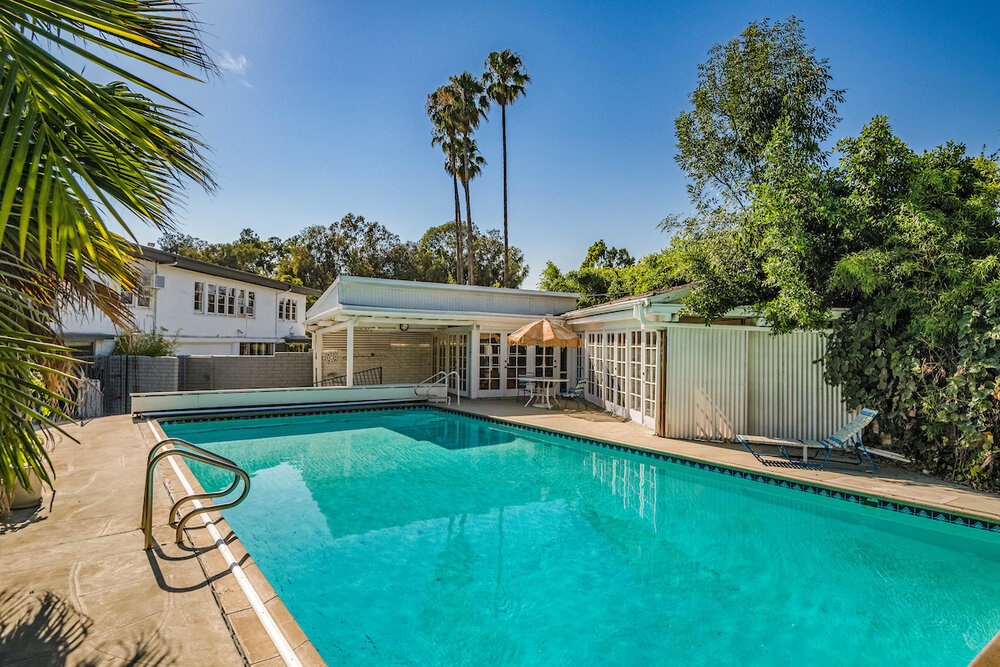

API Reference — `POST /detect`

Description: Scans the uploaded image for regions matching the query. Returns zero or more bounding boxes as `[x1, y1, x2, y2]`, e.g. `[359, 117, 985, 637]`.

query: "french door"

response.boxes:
[477, 332, 562, 398]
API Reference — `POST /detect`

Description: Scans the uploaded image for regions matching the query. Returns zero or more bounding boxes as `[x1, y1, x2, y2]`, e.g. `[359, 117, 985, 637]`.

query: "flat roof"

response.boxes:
[135, 245, 321, 296]
[330, 275, 581, 299]
[562, 283, 694, 318]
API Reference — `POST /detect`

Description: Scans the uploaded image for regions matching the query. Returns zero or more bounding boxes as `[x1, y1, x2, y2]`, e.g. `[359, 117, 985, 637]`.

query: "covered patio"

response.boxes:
[304, 276, 582, 399]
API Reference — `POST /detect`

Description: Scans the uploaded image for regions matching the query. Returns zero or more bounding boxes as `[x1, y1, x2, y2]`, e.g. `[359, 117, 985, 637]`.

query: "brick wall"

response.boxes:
[180, 352, 313, 390]
[320, 331, 432, 384]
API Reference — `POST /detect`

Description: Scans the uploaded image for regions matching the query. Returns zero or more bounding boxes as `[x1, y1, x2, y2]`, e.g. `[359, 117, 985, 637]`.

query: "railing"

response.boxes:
[141, 438, 250, 550]
[314, 366, 383, 387]
[414, 370, 461, 405]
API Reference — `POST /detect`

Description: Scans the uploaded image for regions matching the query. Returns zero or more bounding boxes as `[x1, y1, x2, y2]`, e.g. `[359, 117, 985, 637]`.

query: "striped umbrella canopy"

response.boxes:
[508, 318, 582, 348]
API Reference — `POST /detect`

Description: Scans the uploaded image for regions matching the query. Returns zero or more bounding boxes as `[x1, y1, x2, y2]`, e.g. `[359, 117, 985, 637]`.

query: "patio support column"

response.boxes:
[346, 321, 355, 387]
[469, 325, 480, 399]
[313, 332, 323, 384]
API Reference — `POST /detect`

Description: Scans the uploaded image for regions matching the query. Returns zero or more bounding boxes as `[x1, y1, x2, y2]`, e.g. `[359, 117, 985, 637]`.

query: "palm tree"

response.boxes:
[427, 85, 465, 283]
[445, 137, 486, 281]
[483, 50, 530, 288]
[448, 72, 489, 285]
[0, 1, 214, 508]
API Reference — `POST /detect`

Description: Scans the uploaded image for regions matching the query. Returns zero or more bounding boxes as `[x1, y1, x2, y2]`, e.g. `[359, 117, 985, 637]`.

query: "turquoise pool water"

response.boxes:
[162, 408, 1000, 666]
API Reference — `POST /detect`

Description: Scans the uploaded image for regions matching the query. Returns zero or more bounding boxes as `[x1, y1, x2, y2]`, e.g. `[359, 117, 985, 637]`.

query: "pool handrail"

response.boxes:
[141, 438, 251, 550]
[414, 371, 461, 405]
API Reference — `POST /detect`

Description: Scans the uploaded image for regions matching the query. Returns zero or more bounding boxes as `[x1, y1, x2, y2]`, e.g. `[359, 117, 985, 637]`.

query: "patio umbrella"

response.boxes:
[508, 318, 582, 348]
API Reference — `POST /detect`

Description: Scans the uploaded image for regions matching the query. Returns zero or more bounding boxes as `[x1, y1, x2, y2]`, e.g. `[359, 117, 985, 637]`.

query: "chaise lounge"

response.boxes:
[737, 408, 883, 473]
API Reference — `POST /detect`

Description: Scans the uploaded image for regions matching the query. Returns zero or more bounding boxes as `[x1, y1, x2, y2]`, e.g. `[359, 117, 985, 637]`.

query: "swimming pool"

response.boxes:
[161, 407, 1000, 666]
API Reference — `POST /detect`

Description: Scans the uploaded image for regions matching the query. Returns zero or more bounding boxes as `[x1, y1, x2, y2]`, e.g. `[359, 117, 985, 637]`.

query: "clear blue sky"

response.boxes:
[129, 0, 1000, 288]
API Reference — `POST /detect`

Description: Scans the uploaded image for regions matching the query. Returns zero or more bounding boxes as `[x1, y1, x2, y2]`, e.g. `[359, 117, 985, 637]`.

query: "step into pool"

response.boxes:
[161, 407, 1000, 666]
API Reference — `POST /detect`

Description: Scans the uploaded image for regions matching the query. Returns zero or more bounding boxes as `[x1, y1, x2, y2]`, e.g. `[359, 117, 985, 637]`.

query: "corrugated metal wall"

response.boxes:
[663, 327, 851, 441]
[663, 328, 748, 440]
[746, 330, 849, 441]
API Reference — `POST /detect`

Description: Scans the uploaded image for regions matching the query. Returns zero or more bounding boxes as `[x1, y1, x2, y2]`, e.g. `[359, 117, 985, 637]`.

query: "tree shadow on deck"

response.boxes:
[0, 588, 176, 666]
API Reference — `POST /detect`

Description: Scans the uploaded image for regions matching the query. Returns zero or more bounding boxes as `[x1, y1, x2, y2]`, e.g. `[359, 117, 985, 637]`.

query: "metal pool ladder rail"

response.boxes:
[414, 370, 460, 405]
[140, 438, 251, 550]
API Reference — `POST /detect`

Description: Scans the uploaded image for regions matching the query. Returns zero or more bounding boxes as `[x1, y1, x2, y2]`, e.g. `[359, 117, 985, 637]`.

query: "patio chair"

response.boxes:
[559, 380, 587, 410]
[516, 373, 535, 402]
[737, 408, 879, 473]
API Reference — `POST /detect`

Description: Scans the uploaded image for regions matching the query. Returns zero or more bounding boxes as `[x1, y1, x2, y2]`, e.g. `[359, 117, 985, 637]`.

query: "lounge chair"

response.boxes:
[737, 408, 880, 473]
[558, 380, 587, 410]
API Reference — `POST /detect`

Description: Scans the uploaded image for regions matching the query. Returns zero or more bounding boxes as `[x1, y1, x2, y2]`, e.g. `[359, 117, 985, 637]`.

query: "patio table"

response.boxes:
[518, 376, 567, 409]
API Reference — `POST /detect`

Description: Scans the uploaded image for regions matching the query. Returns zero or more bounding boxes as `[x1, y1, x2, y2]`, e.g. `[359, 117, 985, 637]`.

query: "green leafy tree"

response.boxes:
[0, 1, 214, 507]
[159, 228, 284, 276]
[674, 16, 844, 212]
[277, 214, 419, 290]
[580, 240, 634, 269]
[416, 221, 527, 287]
[484, 50, 531, 288]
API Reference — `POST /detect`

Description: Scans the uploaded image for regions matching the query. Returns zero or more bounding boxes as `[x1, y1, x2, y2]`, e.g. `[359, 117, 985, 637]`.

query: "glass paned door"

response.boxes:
[478, 333, 503, 396]
[628, 331, 644, 422]
[507, 344, 528, 392]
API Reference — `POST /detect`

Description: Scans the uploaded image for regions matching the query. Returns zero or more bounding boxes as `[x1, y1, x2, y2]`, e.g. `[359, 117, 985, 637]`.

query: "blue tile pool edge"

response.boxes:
[157, 403, 1000, 536]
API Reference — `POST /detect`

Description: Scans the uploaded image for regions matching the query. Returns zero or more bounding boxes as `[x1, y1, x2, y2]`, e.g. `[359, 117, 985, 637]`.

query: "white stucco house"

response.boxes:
[59, 244, 320, 356]
[305, 276, 852, 443]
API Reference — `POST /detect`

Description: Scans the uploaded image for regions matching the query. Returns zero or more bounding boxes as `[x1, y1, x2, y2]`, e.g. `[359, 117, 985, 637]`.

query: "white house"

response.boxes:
[305, 277, 851, 443]
[60, 244, 320, 356]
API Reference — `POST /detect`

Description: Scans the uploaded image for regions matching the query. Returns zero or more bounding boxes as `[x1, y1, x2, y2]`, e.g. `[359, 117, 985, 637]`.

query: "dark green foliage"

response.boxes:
[539, 244, 687, 307]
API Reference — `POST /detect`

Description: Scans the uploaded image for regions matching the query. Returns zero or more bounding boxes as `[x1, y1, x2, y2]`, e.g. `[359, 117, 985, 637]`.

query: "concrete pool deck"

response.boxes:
[2, 400, 1000, 666]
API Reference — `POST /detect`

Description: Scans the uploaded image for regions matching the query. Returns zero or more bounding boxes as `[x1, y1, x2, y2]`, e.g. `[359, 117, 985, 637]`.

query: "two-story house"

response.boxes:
[59, 244, 320, 356]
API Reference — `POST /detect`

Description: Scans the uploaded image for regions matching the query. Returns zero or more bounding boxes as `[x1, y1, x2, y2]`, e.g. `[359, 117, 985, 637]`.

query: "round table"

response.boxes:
[518, 377, 568, 409]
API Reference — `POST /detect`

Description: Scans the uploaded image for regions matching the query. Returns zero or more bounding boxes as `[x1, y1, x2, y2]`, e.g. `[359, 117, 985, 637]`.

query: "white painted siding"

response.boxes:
[57, 260, 309, 355]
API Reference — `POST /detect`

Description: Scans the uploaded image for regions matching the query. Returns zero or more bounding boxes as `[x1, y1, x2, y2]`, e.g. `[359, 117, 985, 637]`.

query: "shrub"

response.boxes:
[112, 330, 178, 357]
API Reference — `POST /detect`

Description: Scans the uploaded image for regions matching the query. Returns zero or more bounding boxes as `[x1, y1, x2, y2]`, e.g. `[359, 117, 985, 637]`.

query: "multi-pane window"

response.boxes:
[278, 298, 298, 321]
[217, 286, 228, 315]
[535, 346, 555, 378]
[643, 331, 657, 419]
[239, 342, 274, 356]
[630, 331, 643, 412]
[120, 290, 133, 306]
[198, 283, 257, 317]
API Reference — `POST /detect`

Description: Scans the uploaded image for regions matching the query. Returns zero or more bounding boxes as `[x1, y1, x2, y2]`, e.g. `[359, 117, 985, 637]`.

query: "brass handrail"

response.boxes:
[141, 439, 250, 550]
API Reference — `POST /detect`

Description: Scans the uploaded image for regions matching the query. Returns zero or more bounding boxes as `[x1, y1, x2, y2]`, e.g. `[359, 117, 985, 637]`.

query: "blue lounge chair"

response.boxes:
[558, 380, 587, 410]
[737, 408, 879, 473]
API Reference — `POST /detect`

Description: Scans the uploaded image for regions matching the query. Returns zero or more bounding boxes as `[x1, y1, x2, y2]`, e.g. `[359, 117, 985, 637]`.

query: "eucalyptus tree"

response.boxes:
[426, 85, 465, 283]
[0, 0, 215, 507]
[448, 71, 489, 284]
[484, 50, 530, 287]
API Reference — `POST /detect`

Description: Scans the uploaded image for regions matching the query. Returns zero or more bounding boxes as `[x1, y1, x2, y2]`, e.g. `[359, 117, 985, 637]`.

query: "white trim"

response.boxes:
[144, 420, 303, 667]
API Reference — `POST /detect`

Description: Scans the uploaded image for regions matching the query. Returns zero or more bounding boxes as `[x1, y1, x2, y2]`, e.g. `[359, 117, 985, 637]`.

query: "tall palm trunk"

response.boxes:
[451, 164, 464, 284]
[501, 103, 509, 288]
[462, 136, 477, 284]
